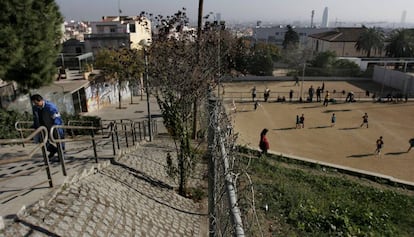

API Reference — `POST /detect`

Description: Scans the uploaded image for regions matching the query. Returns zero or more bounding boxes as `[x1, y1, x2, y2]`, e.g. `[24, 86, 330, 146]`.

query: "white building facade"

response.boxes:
[85, 16, 152, 55]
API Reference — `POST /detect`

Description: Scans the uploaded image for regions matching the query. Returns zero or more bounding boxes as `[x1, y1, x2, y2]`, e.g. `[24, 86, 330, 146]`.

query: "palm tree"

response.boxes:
[355, 26, 384, 57]
[385, 29, 414, 58]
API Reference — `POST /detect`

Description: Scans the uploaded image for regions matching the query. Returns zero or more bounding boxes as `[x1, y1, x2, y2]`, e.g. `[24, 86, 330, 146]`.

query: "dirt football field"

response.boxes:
[223, 80, 414, 183]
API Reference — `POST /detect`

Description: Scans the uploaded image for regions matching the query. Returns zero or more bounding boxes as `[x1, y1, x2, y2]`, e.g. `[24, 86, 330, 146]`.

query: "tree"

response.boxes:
[232, 40, 280, 76]
[141, 9, 230, 196]
[385, 29, 414, 58]
[94, 48, 144, 109]
[282, 25, 299, 49]
[248, 43, 274, 76]
[1, 0, 63, 91]
[0, 0, 23, 79]
[311, 51, 336, 68]
[148, 39, 210, 196]
[233, 38, 251, 75]
[355, 26, 384, 57]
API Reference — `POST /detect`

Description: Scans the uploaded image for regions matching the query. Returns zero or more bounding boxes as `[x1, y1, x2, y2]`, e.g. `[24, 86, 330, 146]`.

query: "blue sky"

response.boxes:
[56, 0, 414, 24]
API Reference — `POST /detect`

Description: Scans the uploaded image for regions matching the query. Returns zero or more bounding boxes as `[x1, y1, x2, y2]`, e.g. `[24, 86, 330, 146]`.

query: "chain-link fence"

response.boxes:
[206, 96, 247, 236]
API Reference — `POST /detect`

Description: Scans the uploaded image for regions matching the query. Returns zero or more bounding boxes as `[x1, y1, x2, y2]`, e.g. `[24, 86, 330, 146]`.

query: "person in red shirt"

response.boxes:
[259, 128, 270, 155]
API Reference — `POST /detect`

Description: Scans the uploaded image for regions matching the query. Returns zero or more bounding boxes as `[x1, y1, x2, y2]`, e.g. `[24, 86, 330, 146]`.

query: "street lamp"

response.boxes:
[139, 39, 152, 141]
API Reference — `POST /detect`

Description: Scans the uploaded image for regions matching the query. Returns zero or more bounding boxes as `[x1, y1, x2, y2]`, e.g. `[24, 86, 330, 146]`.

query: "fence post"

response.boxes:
[217, 127, 245, 237]
[207, 96, 217, 237]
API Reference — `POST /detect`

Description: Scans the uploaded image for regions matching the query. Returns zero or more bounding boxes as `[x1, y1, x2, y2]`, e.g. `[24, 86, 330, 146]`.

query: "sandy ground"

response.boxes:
[223, 80, 414, 183]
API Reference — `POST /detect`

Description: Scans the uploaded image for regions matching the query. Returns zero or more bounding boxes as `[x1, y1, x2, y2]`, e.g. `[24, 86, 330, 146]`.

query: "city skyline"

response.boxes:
[56, 0, 414, 25]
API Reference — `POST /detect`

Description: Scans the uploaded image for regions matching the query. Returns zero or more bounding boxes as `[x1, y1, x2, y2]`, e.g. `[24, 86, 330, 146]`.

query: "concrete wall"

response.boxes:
[7, 81, 131, 117]
[8, 89, 74, 115]
[85, 81, 131, 113]
[310, 39, 384, 57]
[373, 66, 414, 95]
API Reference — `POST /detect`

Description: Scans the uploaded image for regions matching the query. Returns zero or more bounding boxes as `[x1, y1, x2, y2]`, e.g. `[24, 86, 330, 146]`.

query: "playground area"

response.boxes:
[223, 80, 414, 183]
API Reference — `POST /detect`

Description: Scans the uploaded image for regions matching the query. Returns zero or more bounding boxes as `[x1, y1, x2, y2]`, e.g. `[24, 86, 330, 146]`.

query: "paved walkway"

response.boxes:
[1, 97, 208, 236]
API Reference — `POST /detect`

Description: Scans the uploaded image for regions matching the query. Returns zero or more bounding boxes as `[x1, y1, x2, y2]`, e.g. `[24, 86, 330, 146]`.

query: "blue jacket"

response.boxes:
[33, 100, 64, 138]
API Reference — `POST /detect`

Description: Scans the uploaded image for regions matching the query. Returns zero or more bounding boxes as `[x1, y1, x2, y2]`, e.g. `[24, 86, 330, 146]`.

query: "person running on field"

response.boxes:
[299, 114, 305, 128]
[308, 85, 314, 102]
[323, 91, 330, 106]
[360, 113, 369, 128]
[294, 75, 299, 86]
[251, 86, 257, 101]
[375, 136, 384, 157]
[316, 86, 321, 102]
[331, 113, 336, 127]
[296, 115, 300, 129]
[254, 100, 259, 110]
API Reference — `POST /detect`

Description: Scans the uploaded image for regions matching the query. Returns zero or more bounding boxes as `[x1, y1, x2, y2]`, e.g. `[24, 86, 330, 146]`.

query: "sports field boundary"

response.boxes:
[244, 145, 414, 191]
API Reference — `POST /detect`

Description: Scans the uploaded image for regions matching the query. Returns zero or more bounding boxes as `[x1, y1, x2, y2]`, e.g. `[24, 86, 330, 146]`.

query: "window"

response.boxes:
[97, 26, 104, 33]
[110, 27, 116, 33]
[129, 23, 136, 33]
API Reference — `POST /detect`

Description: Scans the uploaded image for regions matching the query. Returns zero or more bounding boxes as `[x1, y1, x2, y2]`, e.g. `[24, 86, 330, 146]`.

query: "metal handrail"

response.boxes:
[67, 120, 95, 138]
[50, 124, 116, 176]
[132, 118, 158, 142]
[2, 126, 48, 158]
[15, 121, 35, 147]
[1, 126, 53, 187]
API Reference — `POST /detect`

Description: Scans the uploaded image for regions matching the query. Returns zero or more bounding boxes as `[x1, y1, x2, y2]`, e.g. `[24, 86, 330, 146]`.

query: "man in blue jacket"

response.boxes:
[31, 94, 64, 159]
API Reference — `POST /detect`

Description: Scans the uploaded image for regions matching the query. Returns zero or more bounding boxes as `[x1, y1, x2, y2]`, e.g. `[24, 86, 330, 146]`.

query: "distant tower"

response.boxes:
[311, 10, 315, 28]
[322, 7, 329, 28]
[401, 10, 407, 27]
[216, 13, 221, 23]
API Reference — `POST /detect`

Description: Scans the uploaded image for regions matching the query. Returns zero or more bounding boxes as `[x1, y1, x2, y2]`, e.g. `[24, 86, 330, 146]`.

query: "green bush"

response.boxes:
[0, 109, 31, 139]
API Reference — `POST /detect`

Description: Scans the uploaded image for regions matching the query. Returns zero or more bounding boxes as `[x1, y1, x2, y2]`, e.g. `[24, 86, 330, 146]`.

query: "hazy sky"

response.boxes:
[56, 0, 414, 24]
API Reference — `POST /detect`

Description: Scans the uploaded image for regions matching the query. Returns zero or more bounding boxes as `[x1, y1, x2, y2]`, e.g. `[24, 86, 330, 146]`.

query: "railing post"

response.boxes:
[131, 121, 136, 146]
[124, 123, 129, 148]
[54, 128, 67, 176]
[143, 121, 147, 138]
[110, 122, 116, 156]
[90, 128, 98, 163]
[115, 123, 120, 150]
[138, 122, 142, 141]
[40, 129, 53, 187]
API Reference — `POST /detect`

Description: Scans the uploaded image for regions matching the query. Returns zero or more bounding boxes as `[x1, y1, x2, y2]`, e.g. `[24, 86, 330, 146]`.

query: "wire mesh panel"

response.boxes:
[207, 97, 245, 236]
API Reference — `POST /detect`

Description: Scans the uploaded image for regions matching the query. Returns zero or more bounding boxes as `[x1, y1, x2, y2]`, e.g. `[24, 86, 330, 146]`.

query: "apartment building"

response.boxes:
[308, 27, 385, 57]
[253, 25, 333, 47]
[84, 16, 152, 55]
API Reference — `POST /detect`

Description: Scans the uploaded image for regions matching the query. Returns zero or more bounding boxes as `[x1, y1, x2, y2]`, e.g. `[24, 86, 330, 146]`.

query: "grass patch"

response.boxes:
[238, 148, 414, 236]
